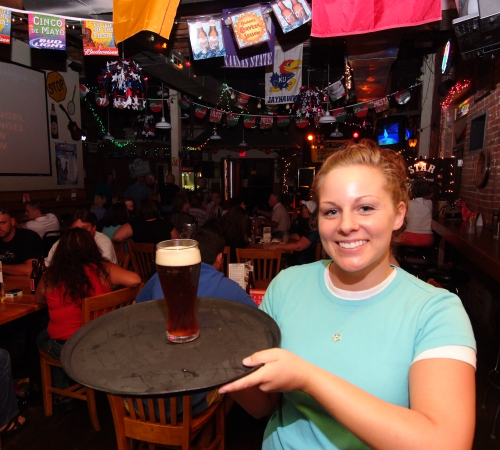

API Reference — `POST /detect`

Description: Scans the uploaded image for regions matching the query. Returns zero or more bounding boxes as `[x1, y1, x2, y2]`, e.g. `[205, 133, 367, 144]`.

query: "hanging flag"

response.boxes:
[113, 0, 180, 44]
[209, 109, 223, 123]
[331, 107, 347, 122]
[195, 105, 208, 118]
[260, 116, 274, 129]
[394, 89, 411, 105]
[79, 83, 90, 98]
[272, 0, 311, 34]
[149, 100, 162, 113]
[188, 17, 225, 60]
[236, 93, 251, 109]
[353, 102, 369, 118]
[265, 104, 279, 115]
[178, 96, 191, 110]
[230, 6, 270, 49]
[373, 96, 389, 113]
[265, 43, 303, 105]
[311, 0, 441, 37]
[226, 113, 240, 126]
[295, 116, 309, 128]
[222, 5, 275, 68]
[0, 8, 11, 44]
[82, 20, 118, 56]
[244, 116, 257, 128]
[277, 116, 291, 127]
[28, 14, 65, 50]
[328, 80, 345, 102]
[96, 94, 109, 107]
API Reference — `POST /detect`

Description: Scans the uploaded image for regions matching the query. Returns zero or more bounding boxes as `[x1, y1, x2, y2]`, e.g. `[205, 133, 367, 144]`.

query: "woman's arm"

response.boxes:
[220, 350, 475, 450]
[170, 227, 180, 239]
[229, 386, 281, 419]
[35, 272, 47, 304]
[268, 236, 312, 252]
[113, 223, 133, 242]
[104, 261, 141, 287]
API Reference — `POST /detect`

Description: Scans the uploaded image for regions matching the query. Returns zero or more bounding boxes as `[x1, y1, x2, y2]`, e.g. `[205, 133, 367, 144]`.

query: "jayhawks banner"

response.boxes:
[82, 20, 118, 56]
[188, 18, 225, 60]
[311, 0, 441, 37]
[0, 8, 11, 44]
[209, 109, 223, 123]
[265, 43, 303, 105]
[29, 14, 65, 50]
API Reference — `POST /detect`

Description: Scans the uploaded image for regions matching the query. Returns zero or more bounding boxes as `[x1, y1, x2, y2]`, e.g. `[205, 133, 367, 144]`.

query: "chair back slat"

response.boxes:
[236, 248, 282, 283]
[126, 397, 137, 420]
[81, 285, 143, 325]
[129, 241, 156, 282]
[137, 397, 147, 421]
[147, 398, 156, 423]
[158, 398, 167, 425]
[170, 397, 178, 425]
[115, 251, 130, 270]
[112, 240, 126, 253]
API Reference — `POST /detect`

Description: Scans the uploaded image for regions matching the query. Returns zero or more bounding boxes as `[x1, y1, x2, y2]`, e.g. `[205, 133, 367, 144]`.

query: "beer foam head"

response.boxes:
[156, 246, 201, 266]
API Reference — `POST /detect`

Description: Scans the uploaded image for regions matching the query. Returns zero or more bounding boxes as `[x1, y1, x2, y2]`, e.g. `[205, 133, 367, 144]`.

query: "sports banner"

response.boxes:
[265, 43, 303, 105]
[188, 18, 225, 60]
[272, 0, 311, 34]
[222, 5, 274, 68]
[82, 20, 119, 56]
[0, 8, 11, 44]
[260, 116, 274, 129]
[230, 6, 270, 49]
[29, 13, 65, 50]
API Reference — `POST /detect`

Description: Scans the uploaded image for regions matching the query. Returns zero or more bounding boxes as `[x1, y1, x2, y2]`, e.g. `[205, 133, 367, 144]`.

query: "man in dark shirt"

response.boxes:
[0, 208, 42, 275]
[157, 173, 180, 214]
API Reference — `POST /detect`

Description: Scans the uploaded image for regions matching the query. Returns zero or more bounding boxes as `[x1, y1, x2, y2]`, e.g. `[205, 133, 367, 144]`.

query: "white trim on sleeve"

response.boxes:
[412, 345, 476, 369]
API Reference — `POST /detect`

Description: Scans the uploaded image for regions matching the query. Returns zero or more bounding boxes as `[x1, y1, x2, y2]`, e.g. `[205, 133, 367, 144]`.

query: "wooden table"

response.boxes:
[0, 275, 46, 326]
[432, 217, 500, 284]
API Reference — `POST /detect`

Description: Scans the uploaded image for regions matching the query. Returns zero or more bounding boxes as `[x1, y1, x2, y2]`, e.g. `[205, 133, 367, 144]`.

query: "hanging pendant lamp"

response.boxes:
[156, 83, 171, 129]
[319, 64, 336, 124]
[103, 107, 113, 140]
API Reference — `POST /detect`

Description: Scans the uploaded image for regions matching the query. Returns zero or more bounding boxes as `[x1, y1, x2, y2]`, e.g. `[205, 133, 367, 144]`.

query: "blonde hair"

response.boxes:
[311, 140, 409, 241]
[92, 194, 106, 209]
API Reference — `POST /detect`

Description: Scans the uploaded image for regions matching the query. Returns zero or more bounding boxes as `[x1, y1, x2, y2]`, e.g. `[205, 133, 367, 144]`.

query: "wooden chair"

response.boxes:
[236, 248, 282, 289]
[129, 241, 156, 282]
[107, 393, 225, 450]
[39, 285, 143, 431]
[113, 240, 126, 253]
[220, 246, 230, 277]
[115, 251, 131, 270]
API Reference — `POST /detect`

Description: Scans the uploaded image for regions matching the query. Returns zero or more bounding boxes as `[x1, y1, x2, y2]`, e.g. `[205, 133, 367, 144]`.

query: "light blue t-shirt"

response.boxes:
[260, 261, 476, 450]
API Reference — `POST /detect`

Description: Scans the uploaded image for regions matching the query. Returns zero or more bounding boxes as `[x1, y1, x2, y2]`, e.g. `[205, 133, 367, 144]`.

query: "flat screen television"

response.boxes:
[376, 120, 403, 146]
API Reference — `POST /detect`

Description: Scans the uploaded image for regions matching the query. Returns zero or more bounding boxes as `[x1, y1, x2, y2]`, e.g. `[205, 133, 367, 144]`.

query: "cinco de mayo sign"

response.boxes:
[230, 6, 270, 49]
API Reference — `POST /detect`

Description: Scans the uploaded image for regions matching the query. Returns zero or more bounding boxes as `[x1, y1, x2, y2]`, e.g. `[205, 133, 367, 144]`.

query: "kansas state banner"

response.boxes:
[265, 43, 303, 105]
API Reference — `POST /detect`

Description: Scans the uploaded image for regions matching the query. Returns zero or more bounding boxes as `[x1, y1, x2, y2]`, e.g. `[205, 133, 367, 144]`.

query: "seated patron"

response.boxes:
[46, 210, 117, 266]
[206, 192, 223, 219]
[102, 202, 129, 251]
[123, 176, 153, 206]
[402, 178, 434, 247]
[255, 193, 290, 239]
[89, 172, 114, 208]
[123, 197, 136, 222]
[90, 194, 107, 223]
[157, 173, 180, 214]
[113, 199, 179, 244]
[166, 194, 196, 234]
[0, 208, 42, 275]
[23, 201, 60, 238]
[219, 206, 249, 263]
[188, 194, 209, 228]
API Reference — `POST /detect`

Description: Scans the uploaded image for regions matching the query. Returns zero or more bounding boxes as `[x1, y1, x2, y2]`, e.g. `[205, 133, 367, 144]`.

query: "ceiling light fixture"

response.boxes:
[239, 128, 248, 147]
[156, 83, 171, 130]
[103, 107, 113, 140]
[330, 125, 343, 138]
[319, 64, 336, 124]
[210, 128, 222, 140]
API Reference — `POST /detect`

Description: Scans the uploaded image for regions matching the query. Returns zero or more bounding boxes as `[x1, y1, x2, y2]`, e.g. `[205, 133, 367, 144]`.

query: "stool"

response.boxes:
[482, 311, 500, 439]
[398, 257, 435, 279]
[424, 267, 471, 300]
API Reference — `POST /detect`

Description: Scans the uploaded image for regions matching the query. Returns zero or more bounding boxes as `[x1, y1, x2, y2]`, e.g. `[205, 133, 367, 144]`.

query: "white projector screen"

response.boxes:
[0, 60, 51, 176]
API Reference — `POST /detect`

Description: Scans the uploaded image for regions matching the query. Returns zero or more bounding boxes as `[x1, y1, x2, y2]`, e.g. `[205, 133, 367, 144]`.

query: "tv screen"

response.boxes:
[377, 122, 400, 146]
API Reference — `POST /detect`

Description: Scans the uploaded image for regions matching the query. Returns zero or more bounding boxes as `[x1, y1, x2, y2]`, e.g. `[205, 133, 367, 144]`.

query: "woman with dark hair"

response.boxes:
[219, 206, 249, 262]
[113, 199, 179, 244]
[36, 228, 140, 395]
[102, 202, 129, 241]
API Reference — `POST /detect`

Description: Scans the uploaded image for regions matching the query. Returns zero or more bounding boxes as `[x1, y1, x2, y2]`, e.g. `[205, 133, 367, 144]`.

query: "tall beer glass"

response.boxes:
[156, 239, 201, 343]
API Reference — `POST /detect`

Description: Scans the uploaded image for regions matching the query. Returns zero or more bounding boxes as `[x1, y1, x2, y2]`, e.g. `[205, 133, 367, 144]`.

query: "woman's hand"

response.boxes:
[219, 348, 313, 394]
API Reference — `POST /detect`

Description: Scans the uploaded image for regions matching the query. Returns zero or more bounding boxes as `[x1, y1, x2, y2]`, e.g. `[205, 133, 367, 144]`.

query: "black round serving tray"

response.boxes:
[61, 297, 280, 396]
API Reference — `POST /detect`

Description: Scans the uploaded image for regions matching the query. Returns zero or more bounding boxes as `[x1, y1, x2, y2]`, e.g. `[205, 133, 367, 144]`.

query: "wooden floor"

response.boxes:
[3, 320, 500, 450]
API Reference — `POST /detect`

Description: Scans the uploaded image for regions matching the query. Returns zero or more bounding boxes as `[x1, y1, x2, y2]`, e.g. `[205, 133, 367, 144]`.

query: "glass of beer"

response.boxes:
[156, 239, 201, 343]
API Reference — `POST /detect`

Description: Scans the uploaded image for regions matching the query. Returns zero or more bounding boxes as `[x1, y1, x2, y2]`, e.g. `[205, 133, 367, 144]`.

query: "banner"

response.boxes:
[328, 80, 345, 102]
[243, 116, 257, 128]
[29, 13, 65, 50]
[230, 6, 270, 49]
[188, 18, 225, 60]
[260, 116, 274, 129]
[195, 105, 208, 118]
[331, 107, 347, 122]
[271, 0, 311, 34]
[311, 0, 441, 37]
[226, 113, 240, 126]
[236, 93, 250, 109]
[295, 117, 309, 128]
[222, 5, 274, 68]
[394, 89, 411, 105]
[209, 109, 223, 123]
[353, 102, 369, 118]
[82, 20, 119, 56]
[149, 100, 162, 113]
[373, 96, 389, 113]
[178, 96, 191, 110]
[0, 8, 11, 45]
[265, 43, 303, 105]
[277, 116, 291, 127]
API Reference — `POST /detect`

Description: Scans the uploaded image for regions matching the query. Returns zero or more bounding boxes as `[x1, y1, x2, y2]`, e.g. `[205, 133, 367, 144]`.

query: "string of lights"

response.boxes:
[440, 80, 471, 109]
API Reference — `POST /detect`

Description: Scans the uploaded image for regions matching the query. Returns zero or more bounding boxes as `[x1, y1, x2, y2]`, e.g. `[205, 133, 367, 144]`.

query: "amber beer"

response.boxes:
[156, 239, 201, 343]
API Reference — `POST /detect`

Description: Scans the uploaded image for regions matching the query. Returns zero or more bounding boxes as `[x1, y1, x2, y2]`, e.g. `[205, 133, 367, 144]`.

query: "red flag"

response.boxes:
[311, 0, 441, 37]
[209, 109, 223, 123]
[244, 116, 257, 128]
[260, 116, 274, 129]
[195, 105, 208, 118]
[295, 117, 309, 128]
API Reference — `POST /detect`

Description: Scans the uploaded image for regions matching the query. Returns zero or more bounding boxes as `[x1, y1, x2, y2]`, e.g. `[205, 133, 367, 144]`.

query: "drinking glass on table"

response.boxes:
[156, 239, 201, 343]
